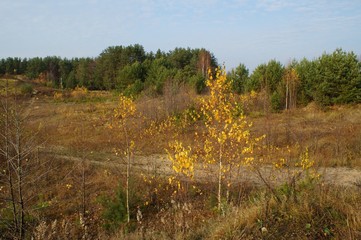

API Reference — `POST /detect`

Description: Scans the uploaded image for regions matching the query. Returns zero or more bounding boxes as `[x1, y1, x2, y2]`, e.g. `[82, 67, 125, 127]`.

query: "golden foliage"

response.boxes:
[166, 140, 196, 178]
[114, 95, 136, 120]
[199, 67, 262, 167]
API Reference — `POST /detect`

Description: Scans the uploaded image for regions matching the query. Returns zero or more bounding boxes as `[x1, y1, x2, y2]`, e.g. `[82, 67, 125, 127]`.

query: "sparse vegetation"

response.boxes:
[1, 48, 361, 239]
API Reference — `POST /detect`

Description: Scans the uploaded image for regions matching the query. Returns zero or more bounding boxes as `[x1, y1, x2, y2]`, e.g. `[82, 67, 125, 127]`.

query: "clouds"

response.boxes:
[0, 0, 360, 70]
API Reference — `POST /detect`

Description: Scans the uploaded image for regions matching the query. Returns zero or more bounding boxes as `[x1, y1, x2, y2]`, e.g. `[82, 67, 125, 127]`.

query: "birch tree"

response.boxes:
[167, 67, 263, 213]
[112, 95, 137, 223]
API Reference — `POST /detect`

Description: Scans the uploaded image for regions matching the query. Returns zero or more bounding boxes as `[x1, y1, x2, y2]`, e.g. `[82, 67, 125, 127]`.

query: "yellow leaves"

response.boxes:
[298, 147, 314, 170]
[243, 157, 254, 166]
[166, 140, 196, 178]
[273, 158, 286, 169]
[129, 140, 135, 151]
[165, 66, 267, 194]
[195, 67, 263, 168]
[114, 94, 136, 121]
[217, 131, 227, 144]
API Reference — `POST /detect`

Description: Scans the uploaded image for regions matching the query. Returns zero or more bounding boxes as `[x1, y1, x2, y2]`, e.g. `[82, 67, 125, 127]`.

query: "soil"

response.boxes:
[41, 146, 361, 188]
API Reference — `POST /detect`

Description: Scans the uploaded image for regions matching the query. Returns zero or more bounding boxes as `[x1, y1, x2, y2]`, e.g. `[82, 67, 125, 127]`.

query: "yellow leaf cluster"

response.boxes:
[114, 95, 136, 121]
[71, 86, 88, 99]
[273, 158, 286, 169]
[166, 140, 196, 178]
[199, 67, 261, 167]
[297, 147, 314, 170]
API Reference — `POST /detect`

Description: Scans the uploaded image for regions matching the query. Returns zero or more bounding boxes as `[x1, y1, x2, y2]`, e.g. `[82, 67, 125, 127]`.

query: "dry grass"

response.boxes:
[251, 103, 361, 168]
[0, 78, 19, 95]
[23, 84, 361, 168]
[2, 81, 361, 239]
[200, 184, 361, 239]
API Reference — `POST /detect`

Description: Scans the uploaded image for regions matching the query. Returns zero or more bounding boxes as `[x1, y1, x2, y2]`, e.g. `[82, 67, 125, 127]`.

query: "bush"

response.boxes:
[70, 86, 88, 99]
[20, 83, 33, 95]
[97, 185, 127, 232]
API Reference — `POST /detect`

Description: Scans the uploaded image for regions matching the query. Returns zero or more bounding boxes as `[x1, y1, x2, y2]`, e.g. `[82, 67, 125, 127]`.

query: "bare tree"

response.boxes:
[0, 80, 40, 239]
[197, 49, 211, 78]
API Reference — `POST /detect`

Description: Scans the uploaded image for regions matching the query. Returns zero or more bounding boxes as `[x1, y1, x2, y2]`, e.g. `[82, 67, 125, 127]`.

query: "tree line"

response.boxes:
[228, 48, 361, 108]
[1, 46, 360, 107]
[0, 45, 217, 95]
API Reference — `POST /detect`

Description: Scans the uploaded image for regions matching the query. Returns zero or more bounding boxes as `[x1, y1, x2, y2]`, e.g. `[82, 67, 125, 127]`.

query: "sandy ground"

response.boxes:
[42, 146, 361, 188]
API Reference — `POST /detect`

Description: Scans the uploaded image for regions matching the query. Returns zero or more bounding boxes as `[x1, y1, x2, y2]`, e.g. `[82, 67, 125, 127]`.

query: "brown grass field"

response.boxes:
[1, 78, 361, 239]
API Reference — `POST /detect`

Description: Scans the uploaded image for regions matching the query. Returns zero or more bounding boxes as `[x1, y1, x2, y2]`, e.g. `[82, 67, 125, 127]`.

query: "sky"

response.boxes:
[0, 0, 360, 71]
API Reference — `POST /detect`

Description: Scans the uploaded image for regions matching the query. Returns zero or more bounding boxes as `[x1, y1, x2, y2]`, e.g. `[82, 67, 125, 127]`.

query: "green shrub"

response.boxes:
[20, 83, 33, 95]
[97, 185, 127, 232]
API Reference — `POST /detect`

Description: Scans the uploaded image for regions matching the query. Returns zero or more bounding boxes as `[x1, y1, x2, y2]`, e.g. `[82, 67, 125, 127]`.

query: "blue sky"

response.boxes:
[1, 0, 360, 71]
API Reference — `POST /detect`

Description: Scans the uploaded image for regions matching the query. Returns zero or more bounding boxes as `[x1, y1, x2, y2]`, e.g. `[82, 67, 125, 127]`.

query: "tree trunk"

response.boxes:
[126, 148, 130, 223]
[15, 113, 25, 239]
[285, 79, 289, 110]
[123, 122, 131, 223]
[217, 143, 223, 213]
[81, 159, 87, 238]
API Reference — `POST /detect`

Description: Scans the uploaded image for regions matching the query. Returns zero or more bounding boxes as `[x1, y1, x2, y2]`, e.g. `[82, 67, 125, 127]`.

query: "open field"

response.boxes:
[2, 81, 361, 239]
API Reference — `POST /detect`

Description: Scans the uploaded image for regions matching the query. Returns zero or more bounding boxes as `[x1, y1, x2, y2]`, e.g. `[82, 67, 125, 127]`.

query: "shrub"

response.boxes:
[20, 83, 33, 95]
[97, 185, 127, 233]
[70, 86, 88, 99]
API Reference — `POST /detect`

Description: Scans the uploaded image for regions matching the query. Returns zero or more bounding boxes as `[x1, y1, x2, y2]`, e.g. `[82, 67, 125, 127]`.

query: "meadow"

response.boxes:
[1, 75, 361, 239]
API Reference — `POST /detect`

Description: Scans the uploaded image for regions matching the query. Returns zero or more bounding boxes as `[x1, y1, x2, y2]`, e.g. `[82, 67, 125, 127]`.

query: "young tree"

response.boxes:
[0, 81, 40, 239]
[167, 67, 263, 212]
[112, 95, 137, 223]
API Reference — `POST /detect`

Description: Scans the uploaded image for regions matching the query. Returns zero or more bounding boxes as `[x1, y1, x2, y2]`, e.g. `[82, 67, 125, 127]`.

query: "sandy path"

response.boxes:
[41, 147, 361, 188]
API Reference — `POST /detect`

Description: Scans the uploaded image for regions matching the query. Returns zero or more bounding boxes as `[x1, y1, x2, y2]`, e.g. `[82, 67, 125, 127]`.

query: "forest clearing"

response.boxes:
[1, 47, 361, 239]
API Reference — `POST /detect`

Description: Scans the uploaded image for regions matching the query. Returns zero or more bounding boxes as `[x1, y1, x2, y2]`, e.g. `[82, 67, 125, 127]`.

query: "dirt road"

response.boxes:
[41, 147, 361, 188]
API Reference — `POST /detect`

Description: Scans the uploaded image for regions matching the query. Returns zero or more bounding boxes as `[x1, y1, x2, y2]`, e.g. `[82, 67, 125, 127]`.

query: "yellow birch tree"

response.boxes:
[283, 67, 299, 110]
[113, 95, 137, 223]
[167, 67, 263, 213]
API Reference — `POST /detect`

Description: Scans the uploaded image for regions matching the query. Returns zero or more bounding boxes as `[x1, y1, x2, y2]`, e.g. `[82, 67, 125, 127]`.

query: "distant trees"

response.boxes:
[314, 49, 361, 105]
[283, 66, 299, 110]
[0, 45, 217, 96]
[235, 48, 361, 109]
[0, 47, 360, 107]
[26, 57, 46, 79]
[294, 49, 361, 107]
[227, 63, 249, 94]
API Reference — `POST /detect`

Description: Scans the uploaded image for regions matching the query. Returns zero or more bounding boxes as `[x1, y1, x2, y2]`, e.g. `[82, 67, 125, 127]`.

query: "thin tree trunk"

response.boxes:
[126, 148, 130, 223]
[82, 158, 87, 239]
[123, 122, 130, 223]
[4, 78, 19, 233]
[15, 114, 25, 239]
[254, 167, 281, 203]
[82, 162, 86, 218]
[217, 143, 223, 212]
[285, 79, 289, 110]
